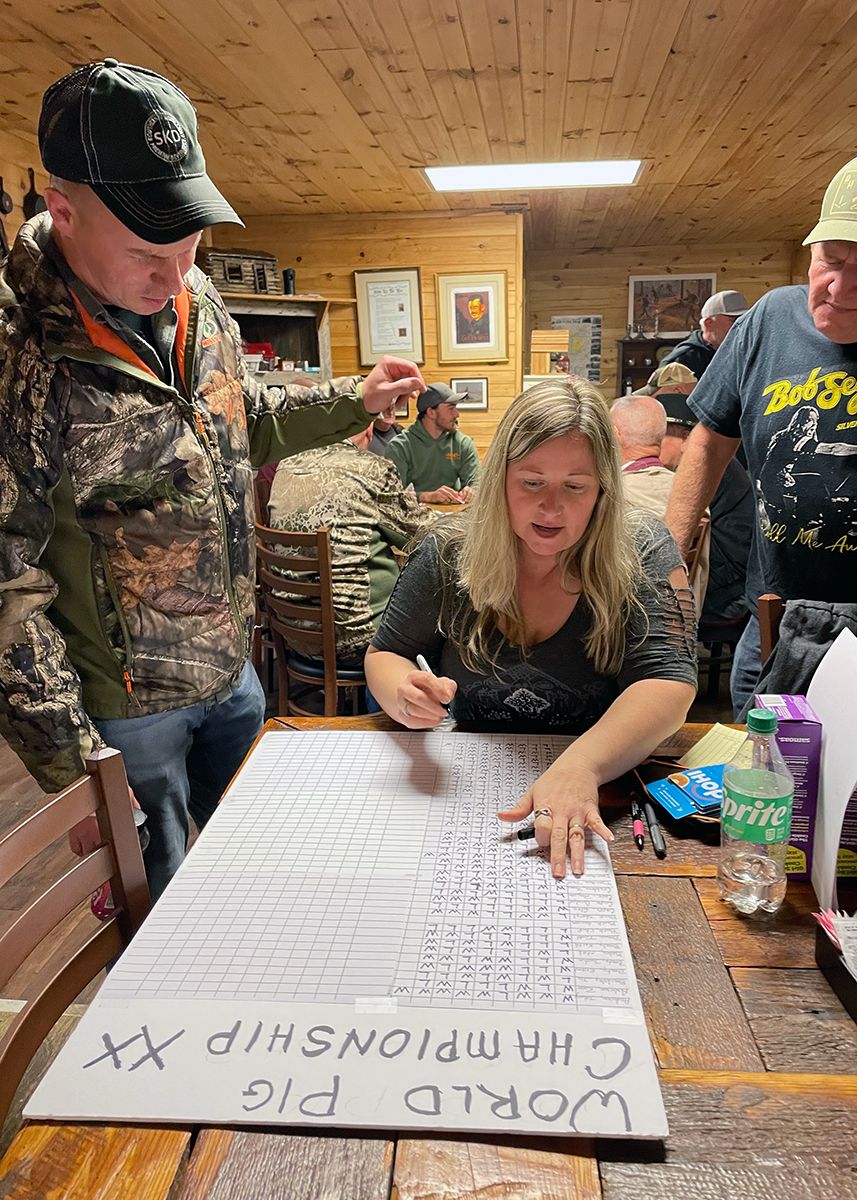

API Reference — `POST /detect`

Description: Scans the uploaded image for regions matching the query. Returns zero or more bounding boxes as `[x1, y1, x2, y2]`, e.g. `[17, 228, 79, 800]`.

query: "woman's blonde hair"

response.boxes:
[435, 376, 642, 674]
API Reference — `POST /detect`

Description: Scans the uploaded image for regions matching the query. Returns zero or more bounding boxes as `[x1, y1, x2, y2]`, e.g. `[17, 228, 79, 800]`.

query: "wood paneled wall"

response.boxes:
[0, 132, 46, 245]
[213, 210, 523, 457]
[527, 241, 800, 399]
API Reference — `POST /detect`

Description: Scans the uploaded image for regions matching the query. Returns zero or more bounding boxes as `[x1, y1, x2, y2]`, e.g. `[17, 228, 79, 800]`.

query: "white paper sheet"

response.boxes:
[808, 629, 857, 910]
[28, 730, 667, 1138]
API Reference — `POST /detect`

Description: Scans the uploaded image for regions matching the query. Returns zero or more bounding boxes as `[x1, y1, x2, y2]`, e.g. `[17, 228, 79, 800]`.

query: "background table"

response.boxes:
[2, 718, 856, 1199]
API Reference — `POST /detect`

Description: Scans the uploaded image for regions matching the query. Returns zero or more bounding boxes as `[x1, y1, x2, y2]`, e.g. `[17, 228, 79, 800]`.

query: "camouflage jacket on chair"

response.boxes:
[0, 216, 371, 792]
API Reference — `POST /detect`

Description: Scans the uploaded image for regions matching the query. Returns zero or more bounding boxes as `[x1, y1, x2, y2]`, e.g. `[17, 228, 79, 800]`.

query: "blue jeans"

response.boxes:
[730, 613, 762, 720]
[94, 662, 265, 900]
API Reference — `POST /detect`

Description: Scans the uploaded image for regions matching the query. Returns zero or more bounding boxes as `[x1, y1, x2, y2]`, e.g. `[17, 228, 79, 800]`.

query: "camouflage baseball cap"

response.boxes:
[803, 156, 857, 245]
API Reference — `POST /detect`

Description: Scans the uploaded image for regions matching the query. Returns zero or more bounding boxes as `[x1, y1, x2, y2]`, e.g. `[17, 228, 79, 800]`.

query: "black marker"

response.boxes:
[642, 799, 667, 859]
[516, 826, 537, 841]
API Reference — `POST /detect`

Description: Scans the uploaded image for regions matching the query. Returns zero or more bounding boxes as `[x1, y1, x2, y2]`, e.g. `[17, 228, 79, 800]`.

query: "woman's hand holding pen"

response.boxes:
[498, 758, 613, 878]
[396, 670, 456, 728]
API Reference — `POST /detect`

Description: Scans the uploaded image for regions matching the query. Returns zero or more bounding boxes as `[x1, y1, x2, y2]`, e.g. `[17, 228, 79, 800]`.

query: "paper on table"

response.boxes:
[831, 915, 857, 983]
[28, 730, 667, 1139]
[808, 629, 857, 911]
[678, 722, 749, 770]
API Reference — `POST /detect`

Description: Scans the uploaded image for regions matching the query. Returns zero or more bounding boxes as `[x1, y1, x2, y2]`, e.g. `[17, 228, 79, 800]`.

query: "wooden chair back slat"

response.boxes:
[255, 523, 366, 717]
[0, 847, 116, 991]
[0, 922, 123, 1131]
[0, 749, 150, 1131]
[0, 783, 99, 890]
[686, 515, 711, 598]
[758, 593, 786, 662]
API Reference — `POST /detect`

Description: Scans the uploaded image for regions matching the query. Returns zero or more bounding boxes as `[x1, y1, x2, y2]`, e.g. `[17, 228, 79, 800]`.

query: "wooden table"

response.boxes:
[3, 718, 856, 1199]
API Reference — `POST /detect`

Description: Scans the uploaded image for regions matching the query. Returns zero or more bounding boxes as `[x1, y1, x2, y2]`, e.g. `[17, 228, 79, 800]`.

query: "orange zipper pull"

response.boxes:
[122, 670, 134, 695]
[194, 411, 206, 437]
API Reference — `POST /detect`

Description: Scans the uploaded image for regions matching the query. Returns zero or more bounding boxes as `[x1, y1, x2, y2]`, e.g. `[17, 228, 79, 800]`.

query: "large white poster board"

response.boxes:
[28, 731, 667, 1138]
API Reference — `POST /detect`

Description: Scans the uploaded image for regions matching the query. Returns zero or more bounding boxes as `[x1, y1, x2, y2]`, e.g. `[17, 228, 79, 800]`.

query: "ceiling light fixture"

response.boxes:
[425, 160, 642, 191]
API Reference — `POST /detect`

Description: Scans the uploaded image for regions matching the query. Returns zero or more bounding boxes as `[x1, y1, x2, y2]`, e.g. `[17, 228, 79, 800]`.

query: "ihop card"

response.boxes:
[645, 766, 724, 820]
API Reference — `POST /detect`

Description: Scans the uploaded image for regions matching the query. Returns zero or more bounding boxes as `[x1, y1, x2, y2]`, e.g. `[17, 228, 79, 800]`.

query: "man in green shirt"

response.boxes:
[385, 384, 481, 503]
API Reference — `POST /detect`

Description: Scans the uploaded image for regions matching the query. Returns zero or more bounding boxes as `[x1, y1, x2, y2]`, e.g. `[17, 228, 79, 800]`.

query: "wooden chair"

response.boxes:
[255, 523, 367, 716]
[758, 593, 785, 662]
[252, 472, 277, 699]
[686, 514, 710, 600]
[0, 749, 150, 1135]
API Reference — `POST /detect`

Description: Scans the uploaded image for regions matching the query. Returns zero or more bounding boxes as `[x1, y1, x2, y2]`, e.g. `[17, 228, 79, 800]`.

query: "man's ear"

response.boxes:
[43, 185, 75, 236]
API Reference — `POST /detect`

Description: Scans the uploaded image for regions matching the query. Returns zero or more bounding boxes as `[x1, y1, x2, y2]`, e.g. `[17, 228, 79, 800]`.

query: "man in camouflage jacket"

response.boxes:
[268, 425, 434, 664]
[0, 61, 423, 896]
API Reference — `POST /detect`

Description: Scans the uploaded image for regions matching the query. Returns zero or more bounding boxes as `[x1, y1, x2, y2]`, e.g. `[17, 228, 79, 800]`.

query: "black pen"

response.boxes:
[642, 798, 667, 859]
[629, 794, 646, 851]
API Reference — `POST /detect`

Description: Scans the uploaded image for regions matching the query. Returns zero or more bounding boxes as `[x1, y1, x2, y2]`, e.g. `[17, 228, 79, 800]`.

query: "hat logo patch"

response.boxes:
[144, 110, 188, 163]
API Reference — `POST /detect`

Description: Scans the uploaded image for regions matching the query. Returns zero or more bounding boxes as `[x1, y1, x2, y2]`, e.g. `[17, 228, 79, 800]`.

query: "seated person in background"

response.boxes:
[657, 289, 749, 380]
[658, 382, 754, 625]
[368, 400, 404, 456]
[386, 383, 480, 504]
[268, 424, 433, 664]
[365, 378, 697, 878]
[610, 393, 674, 517]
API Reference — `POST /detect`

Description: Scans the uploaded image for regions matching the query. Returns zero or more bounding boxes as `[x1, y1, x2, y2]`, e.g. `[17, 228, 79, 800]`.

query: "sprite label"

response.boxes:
[722, 770, 793, 844]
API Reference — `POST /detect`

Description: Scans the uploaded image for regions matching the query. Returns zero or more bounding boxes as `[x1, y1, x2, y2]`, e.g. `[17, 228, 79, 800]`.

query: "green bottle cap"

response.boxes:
[746, 707, 778, 734]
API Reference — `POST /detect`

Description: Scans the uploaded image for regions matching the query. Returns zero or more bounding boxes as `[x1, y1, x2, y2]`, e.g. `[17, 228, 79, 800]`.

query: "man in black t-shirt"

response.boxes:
[666, 157, 857, 716]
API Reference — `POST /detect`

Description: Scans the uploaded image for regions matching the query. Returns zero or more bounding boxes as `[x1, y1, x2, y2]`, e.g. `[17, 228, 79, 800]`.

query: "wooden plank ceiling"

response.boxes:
[2, 0, 856, 250]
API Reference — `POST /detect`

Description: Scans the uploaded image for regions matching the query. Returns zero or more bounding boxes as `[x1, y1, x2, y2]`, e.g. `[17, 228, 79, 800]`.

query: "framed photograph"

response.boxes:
[354, 268, 424, 366]
[450, 376, 488, 411]
[436, 271, 507, 363]
[628, 274, 716, 338]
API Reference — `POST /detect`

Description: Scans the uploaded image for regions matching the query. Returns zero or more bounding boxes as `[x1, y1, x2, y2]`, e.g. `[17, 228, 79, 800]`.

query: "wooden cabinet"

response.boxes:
[221, 292, 357, 384]
[615, 336, 679, 395]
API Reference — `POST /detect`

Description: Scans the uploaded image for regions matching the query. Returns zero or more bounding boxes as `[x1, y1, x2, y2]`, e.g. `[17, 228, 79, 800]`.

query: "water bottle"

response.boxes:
[718, 708, 794, 915]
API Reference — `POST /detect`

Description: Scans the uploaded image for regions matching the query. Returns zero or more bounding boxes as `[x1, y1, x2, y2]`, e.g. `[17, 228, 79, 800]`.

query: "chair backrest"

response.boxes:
[0, 749, 150, 1128]
[256, 523, 341, 711]
[758, 592, 785, 662]
[253, 470, 273, 525]
[686, 514, 711, 598]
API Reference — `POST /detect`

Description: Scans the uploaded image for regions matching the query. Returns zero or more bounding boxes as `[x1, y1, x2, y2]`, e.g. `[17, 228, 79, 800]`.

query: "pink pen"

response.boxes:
[630, 794, 646, 851]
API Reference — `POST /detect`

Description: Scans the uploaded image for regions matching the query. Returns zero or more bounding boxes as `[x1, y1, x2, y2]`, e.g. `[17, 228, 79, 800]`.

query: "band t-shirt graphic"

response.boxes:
[688, 285, 857, 606]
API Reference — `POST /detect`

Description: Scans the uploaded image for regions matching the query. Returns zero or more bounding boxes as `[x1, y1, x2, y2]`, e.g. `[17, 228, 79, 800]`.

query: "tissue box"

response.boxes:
[753, 694, 821, 879]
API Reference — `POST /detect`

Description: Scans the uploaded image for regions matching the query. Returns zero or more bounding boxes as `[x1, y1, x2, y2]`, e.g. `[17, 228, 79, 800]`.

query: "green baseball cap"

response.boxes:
[803, 156, 857, 245]
[39, 59, 243, 245]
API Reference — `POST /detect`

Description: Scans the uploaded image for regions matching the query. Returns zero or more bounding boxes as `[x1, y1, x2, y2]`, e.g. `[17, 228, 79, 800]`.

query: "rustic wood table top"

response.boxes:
[3, 719, 856, 1200]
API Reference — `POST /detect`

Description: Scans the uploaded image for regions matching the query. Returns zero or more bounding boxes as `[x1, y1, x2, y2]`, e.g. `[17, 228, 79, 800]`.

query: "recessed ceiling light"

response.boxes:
[425, 161, 642, 191]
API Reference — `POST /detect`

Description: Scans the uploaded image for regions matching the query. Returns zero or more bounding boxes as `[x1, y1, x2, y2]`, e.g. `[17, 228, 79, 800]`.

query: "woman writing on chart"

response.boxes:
[364, 378, 697, 878]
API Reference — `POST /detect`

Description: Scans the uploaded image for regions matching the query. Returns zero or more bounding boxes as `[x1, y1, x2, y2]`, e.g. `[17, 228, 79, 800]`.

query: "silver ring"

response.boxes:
[533, 807, 552, 819]
[402, 700, 412, 719]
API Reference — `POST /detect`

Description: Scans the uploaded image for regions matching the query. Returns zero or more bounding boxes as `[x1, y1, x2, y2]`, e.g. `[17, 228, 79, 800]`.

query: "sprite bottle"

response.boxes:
[718, 708, 794, 915]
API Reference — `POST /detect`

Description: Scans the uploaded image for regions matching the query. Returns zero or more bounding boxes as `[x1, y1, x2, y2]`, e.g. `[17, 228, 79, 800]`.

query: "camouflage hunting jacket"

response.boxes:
[267, 441, 433, 657]
[0, 216, 371, 791]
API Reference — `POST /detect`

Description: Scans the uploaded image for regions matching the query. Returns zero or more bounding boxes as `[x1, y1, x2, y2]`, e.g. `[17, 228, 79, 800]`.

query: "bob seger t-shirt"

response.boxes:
[688, 285, 857, 607]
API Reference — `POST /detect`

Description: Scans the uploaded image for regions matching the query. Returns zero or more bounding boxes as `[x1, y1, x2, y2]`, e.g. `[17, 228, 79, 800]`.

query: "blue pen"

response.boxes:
[416, 654, 450, 712]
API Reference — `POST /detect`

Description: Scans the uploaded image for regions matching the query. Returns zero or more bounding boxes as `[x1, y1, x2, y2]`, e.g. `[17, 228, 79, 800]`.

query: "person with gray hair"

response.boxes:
[610, 394, 674, 520]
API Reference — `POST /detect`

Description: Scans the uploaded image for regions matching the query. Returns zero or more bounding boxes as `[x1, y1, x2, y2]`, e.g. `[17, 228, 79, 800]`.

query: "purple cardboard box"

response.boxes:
[753, 694, 821, 879]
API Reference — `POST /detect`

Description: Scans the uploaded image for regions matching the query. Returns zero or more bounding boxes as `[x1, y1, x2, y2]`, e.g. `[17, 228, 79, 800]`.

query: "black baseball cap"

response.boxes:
[653, 382, 697, 429]
[38, 59, 243, 244]
[417, 383, 468, 414]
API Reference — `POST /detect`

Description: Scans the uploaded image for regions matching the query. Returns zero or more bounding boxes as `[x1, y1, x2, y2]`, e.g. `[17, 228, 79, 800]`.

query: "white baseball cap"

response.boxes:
[701, 290, 749, 320]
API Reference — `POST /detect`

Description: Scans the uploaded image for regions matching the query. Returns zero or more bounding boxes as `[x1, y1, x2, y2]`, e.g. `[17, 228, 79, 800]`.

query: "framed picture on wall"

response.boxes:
[450, 377, 488, 411]
[436, 271, 508, 363]
[628, 274, 716, 337]
[354, 268, 424, 366]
